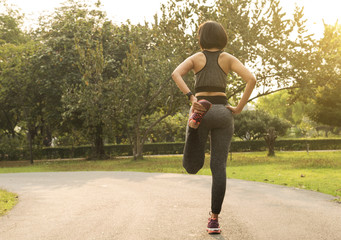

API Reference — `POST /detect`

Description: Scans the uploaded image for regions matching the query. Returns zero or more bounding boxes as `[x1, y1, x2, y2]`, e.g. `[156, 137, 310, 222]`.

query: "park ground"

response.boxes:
[1, 150, 341, 217]
[1, 171, 341, 240]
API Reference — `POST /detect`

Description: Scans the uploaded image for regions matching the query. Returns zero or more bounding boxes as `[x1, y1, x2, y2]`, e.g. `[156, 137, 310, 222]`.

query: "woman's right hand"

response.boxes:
[226, 105, 242, 115]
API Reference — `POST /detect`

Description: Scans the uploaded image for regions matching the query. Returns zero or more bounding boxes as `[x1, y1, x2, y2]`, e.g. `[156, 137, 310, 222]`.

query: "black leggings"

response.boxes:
[183, 104, 234, 214]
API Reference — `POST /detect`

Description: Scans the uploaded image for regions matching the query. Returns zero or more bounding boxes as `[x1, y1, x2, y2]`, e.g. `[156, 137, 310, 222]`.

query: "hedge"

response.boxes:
[1, 139, 341, 161]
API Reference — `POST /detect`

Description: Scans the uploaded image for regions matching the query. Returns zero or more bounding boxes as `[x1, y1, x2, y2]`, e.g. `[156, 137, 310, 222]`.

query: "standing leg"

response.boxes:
[210, 123, 233, 214]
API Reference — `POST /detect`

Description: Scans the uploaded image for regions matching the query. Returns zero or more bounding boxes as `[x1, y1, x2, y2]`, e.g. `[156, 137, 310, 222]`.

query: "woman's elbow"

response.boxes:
[249, 76, 257, 86]
[171, 70, 179, 80]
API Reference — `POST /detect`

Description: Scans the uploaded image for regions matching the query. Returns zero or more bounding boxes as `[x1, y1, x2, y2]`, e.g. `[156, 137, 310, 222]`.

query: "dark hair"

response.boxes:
[198, 21, 227, 50]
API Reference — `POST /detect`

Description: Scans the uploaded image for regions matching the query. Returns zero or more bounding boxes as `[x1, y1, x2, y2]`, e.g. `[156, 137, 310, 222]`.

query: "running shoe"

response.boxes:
[207, 217, 221, 234]
[188, 99, 212, 129]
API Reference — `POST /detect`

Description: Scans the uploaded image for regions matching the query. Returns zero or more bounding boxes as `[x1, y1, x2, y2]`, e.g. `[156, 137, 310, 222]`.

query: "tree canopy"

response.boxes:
[1, 0, 335, 160]
[304, 23, 341, 127]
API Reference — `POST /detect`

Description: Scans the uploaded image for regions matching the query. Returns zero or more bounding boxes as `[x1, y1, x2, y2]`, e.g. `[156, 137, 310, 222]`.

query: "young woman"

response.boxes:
[171, 21, 256, 234]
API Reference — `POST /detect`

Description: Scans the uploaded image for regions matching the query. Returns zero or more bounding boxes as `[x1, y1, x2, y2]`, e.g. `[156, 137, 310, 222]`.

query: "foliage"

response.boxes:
[159, 0, 314, 104]
[305, 24, 341, 127]
[0, 0, 27, 45]
[234, 109, 291, 155]
[3, 138, 341, 161]
[0, 135, 26, 160]
[35, 0, 126, 158]
[234, 110, 291, 140]
[290, 23, 341, 127]
[0, 1, 31, 137]
[254, 90, 332, 137]
[255, 90, 306, 125]
[0, 0, 320, 160]
[113, 39, 180, 159]
[142, 111, 187, 143]
[0, 41, 49, 142]
[307, 81, 341, 128]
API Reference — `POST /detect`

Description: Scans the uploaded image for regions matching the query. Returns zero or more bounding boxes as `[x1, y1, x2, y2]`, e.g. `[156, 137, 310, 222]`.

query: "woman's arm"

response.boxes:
[171, 56, 206, 112]
[225, 54, 256, 114]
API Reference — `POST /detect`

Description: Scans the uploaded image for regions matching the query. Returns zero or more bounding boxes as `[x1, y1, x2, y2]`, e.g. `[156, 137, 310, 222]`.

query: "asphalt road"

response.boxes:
[0, 171, 340, 240]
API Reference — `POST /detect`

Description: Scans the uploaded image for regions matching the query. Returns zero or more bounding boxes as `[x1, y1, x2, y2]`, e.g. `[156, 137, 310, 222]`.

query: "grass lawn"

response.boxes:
[0, 151, 341, 202]
[0, 189, 18, 216]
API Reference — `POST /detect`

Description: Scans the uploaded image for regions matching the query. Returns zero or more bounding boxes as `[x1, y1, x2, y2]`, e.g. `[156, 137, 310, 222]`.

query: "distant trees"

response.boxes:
[234, 110, 291, 156]
[0, 0, 27, 45]
[304, 24, 341, 127]
[39, 1, 119, 159]
[158, 0, 314, 104]
[1, 0, 332, 160]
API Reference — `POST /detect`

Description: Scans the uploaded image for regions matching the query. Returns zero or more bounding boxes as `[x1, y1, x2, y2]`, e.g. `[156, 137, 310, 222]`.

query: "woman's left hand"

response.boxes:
[190, 97, 206, 113]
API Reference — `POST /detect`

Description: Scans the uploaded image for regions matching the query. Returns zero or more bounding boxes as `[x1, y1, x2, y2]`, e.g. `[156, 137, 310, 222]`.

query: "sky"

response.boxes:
[4, 0, 341, 39]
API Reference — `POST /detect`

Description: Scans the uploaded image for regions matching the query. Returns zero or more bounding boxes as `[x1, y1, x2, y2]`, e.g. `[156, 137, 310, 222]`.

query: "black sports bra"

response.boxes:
[194, 50, 227, 93]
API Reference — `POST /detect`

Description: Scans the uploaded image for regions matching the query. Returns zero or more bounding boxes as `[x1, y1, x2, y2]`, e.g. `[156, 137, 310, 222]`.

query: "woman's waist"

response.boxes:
[195, 91, 226, 97]
[195, 85, 226, 93]
[196, 95, 228, 105]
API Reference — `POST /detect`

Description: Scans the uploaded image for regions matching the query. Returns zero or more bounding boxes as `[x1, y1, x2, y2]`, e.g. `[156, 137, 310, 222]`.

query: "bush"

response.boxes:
[1, 139, 341, 161]
[0, 136, 27, 160]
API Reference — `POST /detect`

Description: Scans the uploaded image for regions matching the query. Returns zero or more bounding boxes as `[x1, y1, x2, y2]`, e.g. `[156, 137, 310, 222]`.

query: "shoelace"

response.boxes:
[208, 218, 219, 226]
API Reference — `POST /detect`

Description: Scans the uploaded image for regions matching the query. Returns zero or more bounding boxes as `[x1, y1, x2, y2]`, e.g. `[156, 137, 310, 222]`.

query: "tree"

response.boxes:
[0, 0, 27, 45]
[0, 40, 50, 163]
[114, 39, 181, 159]
[255, 90, 313, 136]
[308, 81, 341, 127]
[1, 0, 317, 161]
[234, 110, 291, 156]
[0, 1, 28, 137]
[304, 23, 341, 127]
[256, 91, 305, 124]
[144, 111, 187, 142]
[36, 0, 125, 158]
[112, 0, 315, 159]
[158, 0, 314, 104]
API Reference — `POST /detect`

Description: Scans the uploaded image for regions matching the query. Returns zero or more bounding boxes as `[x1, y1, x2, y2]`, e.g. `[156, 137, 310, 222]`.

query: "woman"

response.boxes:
[171, 21, 256, 234]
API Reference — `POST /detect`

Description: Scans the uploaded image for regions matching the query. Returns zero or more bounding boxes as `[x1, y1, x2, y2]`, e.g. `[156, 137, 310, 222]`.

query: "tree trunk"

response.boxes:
[27, 130, 34, 165]
[132, 132, 144, 160]
[264, 127, 277, 157]
[134, 141, 144, 160]
[93, 125, 106, 159]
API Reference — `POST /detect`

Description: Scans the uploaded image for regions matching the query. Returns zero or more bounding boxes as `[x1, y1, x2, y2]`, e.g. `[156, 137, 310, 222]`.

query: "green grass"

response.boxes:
[0, 189, 18, 216]
[1, 151, 341, 201]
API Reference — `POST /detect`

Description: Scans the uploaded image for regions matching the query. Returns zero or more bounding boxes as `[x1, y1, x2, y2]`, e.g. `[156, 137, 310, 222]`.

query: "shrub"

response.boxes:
[1, 139, 341, 161]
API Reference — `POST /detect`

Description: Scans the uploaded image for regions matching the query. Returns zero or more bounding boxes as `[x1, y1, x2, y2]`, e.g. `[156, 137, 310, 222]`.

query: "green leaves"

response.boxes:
[234, 110, 291, 140]
[0, 0, 329, 158]
[295, 23, 341, 127]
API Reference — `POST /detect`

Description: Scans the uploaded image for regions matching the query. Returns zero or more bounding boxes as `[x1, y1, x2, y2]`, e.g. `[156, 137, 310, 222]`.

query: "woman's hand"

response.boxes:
[226, 105, 242, 115]
[190, 96, 207, 113]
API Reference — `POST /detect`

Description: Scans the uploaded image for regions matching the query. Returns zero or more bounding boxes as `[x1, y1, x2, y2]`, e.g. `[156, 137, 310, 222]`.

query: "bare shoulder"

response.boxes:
[190, 52, 206, 73]
[219, 52, 237, 62]
[218, 52, 235, 73]
[190, 52, 205, 61]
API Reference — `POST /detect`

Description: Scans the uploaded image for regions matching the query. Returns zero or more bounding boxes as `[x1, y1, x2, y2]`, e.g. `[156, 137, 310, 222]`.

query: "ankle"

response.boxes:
[211, 213, 219, 219]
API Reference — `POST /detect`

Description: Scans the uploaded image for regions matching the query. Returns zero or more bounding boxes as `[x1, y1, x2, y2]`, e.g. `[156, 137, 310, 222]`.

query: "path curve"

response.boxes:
[0, 172, 340, 240]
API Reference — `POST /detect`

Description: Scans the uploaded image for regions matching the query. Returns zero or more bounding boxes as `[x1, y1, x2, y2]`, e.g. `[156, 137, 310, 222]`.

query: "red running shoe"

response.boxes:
[188, 99, 212, 129]
[207, 218, 221, 234]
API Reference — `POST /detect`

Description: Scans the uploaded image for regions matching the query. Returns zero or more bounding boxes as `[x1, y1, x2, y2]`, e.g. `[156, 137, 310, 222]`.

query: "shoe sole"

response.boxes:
[207, 228, 221, 234]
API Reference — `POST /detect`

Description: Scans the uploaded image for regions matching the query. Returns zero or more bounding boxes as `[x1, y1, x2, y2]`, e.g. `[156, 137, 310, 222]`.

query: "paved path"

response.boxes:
[0, 172, 340, 240]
